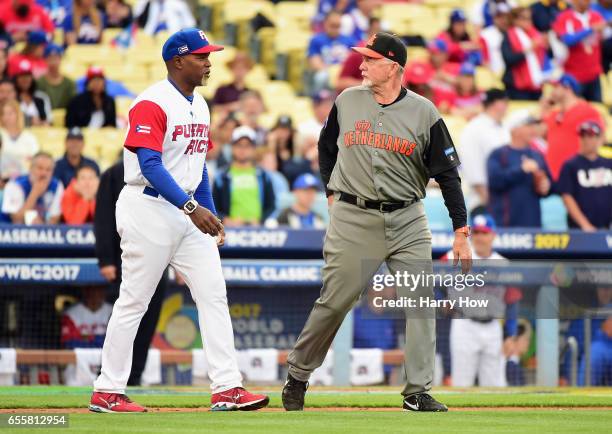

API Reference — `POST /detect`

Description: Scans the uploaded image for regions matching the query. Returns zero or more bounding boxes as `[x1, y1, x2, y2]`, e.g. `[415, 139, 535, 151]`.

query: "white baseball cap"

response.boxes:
[504, 109, 540, 131]
[231, 126, 257, 144]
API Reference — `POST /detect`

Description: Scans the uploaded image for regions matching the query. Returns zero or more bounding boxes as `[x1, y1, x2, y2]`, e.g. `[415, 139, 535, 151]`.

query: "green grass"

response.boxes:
[0, 386, 611, 409]
[3, 411, 612, 434]
[0, 387, 611, 433]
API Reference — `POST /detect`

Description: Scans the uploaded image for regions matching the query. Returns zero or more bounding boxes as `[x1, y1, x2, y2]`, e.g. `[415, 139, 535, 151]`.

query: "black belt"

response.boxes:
[143, 186, 193, 198]
[338, 192, 418, 213]
[470, 318, 494, 324]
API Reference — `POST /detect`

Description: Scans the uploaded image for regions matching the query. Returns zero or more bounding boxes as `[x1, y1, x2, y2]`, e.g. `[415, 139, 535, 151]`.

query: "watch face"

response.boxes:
[185, 201, 196, 212]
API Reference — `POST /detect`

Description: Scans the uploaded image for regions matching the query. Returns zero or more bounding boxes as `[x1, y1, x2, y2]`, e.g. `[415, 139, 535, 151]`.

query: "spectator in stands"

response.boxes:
[75, 71, 135, 99]
[12, 59, 51, 126]
[298, 89, 334, 143]
[212, 52, 253, 115]
[593, 0, 612, 75]
[403, 62, 435, 103]
[7, 30, 47, 78]
[506, 319, 532, 386]
[0, 26, 12, 52]
[61, 286, 112, 348]
[340, 0, 378, 42]
[36, 44, 76, 110]
[63, 0, 104, 45]
[479, 1, 512, 75]
[502, 6, 549, 100]
[212, 126, 276, 226]
[0, 79, 17, 106]
[487, 109, 552, 227]
[450, 62, 483, 119]
[61, 165, 98, 224]
[255, 146, 289, 211]
[0, 49, 8, 79]
[66, 66, 117, 128]
[266, 173, 325, 229]
[579, 315, 612, 386]
[36, 0, 72, 27]
[530, 0, 568, 33]
[557, 120, 611, 231]
[1, 151, 63, 224]
[313, 0, 356, 32]
[0, 99, 39, 179]
[267, 115, 300, 183]
[105, 0, 133, 29]
[458, 89, 510, 206]
[336, 16, 381, 92]
[134, 0, 196, 35]
[308, 10, 356, 92]
[552, 0, 607, 102]
[209, 110, 239, 171]
[0, 0, 54, 42]
[236, 90, 266, 145]
[469, 0, 516, 31]
[53, 127, 100, 187]
[541, 73, 604, 180]
[437, 9, 481, 64]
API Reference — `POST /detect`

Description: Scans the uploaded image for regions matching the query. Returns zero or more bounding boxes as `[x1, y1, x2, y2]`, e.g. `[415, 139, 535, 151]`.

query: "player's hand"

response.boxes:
[189, 206, 224, 237]
[503, 337, 517, 357]
[327, 194, 334, 208]
[215, 225, 226, 247]
[452, 233, 472, 274]
[100, 265, 117, 282]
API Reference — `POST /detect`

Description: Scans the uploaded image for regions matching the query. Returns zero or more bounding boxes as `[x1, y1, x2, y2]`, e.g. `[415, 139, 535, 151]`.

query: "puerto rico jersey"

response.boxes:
[123, 79, 213, 193]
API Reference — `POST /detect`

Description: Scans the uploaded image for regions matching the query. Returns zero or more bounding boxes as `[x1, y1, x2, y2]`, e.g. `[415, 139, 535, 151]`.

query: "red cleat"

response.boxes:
[89, 392, 147, 413]
[211, 387, 270, 411]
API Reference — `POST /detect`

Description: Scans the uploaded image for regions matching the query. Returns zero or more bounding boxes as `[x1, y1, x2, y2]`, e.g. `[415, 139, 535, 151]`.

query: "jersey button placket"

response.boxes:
[372, 112, 385, 199]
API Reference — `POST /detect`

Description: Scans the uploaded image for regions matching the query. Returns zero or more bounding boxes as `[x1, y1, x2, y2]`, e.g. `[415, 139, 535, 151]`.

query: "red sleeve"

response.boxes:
[124, 100, 167, 153]
[208, 138, 215, 152]
[479, 36, 489, 63]
[40, 9, 55, 34]
[504, 287, 522, 304]
[552, 12, 567, 37]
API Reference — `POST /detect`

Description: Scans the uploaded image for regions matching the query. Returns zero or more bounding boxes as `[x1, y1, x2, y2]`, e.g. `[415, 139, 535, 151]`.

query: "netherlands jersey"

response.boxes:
[123, 79, 213, 193]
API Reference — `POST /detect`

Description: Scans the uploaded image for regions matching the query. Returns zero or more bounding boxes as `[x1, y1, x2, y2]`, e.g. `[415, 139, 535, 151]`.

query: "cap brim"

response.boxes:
[472, 226, 494, 233]
[351, 47, 384, 59]
[192, 44, 225, 54]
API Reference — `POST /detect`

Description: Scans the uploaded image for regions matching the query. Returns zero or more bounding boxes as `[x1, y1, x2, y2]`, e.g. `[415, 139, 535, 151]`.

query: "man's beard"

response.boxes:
[362, 78, 372, 87]
[200, 75, 209, 87]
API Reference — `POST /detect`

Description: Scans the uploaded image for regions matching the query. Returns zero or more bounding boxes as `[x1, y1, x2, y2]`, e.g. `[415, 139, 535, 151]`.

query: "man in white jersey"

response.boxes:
[89, 28, 269, 413]
[443, 214, 521, 387]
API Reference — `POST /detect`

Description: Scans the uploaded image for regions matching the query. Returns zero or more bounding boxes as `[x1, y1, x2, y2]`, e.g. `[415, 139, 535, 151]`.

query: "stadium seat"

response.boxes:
[276, 1, 316, 32]
[64, 44, 123, 66]
[29, 127, 67, 159]
[291, 97, 315, 126]
[423, 189, 453, 231]
[60, 61, 88, 81]
[475, 67, 503, 90]
[51, 109, 66, 127]
[115, 97, 134, 118]
[244, 64, 270, 91]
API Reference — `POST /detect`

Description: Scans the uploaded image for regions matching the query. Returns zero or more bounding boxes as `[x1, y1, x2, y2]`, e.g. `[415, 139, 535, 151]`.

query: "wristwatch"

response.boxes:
[454, 225, 471, 237]
[182, 199, 199, 215]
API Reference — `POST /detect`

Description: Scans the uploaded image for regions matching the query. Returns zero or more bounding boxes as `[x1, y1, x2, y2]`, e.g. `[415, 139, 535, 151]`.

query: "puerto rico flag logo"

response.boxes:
[136, 124, 151, 134]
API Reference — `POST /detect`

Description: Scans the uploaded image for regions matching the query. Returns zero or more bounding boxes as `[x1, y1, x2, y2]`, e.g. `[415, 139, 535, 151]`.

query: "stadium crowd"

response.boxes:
[0, 0, 610, 387]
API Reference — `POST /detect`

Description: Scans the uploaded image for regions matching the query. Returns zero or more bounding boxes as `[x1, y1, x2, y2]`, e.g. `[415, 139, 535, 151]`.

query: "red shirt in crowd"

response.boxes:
[7, 53, 47, 78]
[0, 0, 54, 39]
[543, 101, 604, 180]
[552, 9, 605, 83]
[61, 180, 96, 225]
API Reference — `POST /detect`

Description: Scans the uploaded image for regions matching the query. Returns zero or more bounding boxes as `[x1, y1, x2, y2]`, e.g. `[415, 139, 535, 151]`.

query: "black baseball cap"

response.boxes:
[352, 32, 407, 67]
[482, 88, 507, 107]
[66, 127, 84, 140]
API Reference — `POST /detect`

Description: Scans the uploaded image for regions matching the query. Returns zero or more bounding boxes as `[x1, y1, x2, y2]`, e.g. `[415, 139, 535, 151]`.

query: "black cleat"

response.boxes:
[403, 393, 448, 412]
[282, 374, 308, 411]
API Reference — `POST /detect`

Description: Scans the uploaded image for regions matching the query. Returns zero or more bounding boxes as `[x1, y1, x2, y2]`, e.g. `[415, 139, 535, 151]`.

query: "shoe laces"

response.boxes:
[287, 376, 309, 391]
[107, 393, 132, 403]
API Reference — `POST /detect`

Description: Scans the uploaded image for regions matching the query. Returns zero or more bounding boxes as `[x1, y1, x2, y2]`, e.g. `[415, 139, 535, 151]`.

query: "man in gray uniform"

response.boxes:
[282, 32, 472, 412]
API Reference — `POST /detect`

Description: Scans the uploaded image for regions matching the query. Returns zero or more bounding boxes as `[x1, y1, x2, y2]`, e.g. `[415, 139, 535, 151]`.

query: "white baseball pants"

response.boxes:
[450, 318, 506, 387]
[94, 185, 242, 394]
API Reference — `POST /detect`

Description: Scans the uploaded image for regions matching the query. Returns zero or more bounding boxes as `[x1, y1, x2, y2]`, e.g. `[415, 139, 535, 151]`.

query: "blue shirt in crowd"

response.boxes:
[53, 155, 101, 188]
[307, 33, 356, 65]
[62, 13, 106, 44]
[487, 145, 552, 228]
[557, 155, 612, 229]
